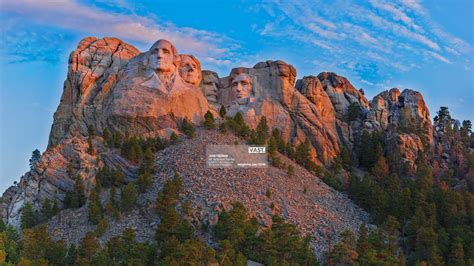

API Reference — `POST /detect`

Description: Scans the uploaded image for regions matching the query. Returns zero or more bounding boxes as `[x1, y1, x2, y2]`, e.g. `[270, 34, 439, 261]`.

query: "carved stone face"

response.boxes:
[231, 73, 252, 102]
[201, 71, 219, 103]
[149, 40, 177, 73]
[179, 55, 201, 86]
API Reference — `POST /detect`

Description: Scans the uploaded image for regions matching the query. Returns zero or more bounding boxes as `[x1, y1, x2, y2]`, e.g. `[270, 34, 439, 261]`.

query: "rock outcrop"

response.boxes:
[3, 36, 465, 260]
[49, 37, 140, 147]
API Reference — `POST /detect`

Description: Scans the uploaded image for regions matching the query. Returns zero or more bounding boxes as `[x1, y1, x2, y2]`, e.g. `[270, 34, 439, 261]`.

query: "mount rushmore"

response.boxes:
[1, 36, 463, 234]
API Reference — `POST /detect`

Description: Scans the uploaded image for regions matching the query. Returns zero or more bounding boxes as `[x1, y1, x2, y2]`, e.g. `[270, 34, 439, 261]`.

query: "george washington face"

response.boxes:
[148, 40, 178, 74]
[231, 73, 252, 101]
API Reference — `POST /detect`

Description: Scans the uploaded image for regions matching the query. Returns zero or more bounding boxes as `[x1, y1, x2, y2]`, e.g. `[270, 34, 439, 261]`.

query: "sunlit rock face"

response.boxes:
[179, 54, 202, 86]
[216, 60, 340, 165]
[200, 70, 220, 104]
[48, 37, 140, 147]
[104, 39, 211, 139]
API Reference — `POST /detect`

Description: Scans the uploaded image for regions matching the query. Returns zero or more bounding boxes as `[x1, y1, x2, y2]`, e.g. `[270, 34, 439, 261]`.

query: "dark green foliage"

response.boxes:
[213, 202, 259, 250]
[203, 110, 216, 129]
[295, 138, 312, 168]
[106, 186, 120, 220]
[121, 183, 138, 211]
[358, 130, 384, 169]
[102, 128, 111, 144]
[121, 137, 143, 163]
[170, 132, 179, 144]
[347, 102, 361, 122]
[111, 131, 123, 148]
[88, 190, 102, 225]
[96, 166, 126, 188]
[180, 117, 196, 137]
[0, 220, 5, 232]
[219, 105, 227, 118]
[40, 198, 59, 221]
[371, 155, 389, 179]
[329, 230, 358, 265]
[29, 149, 41, 170]
[87, 125, 96, 155]
[20, 226, 67, 265]
[64, 175, 86, 209]
[434, 106, 452, 132]
[287, 164, 295, 178]
[248, 116, 269, 145]
[322, 171, 344, 191]
[340, 145, 352, 167]
[138, 172, 153, 193]
[223, 112, 251, 138]
[156, 173, 183, 216]
[95, 218, 108, 237]
[214, 203, 318, 265]
[21, 202, 37, 229]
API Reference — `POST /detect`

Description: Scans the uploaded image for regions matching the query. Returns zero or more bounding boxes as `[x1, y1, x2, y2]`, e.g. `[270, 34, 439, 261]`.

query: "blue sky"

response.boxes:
[0, 0, 473, 192]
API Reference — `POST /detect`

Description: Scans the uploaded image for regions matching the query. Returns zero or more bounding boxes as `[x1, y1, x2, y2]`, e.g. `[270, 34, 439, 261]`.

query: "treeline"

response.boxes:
[326, 106, 474, 265]
[3, 174, 318, 265]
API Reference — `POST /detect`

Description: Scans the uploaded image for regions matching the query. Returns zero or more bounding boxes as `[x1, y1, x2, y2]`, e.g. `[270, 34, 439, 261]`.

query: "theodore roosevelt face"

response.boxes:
[179, 55, 201, 86]
[231, 73, 252, 100]
[149, 40, 177, 73]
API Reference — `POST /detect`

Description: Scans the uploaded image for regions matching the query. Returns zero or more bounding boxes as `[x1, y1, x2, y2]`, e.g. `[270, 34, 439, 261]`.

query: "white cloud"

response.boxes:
[0, 0, 239, 70]
[427, 51, 452, 64]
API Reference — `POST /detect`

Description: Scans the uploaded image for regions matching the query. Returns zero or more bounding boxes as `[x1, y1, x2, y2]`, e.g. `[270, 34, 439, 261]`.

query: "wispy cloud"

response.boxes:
[427, 51, 452, 64]
[0, 0, 240, 70]
[257, 0, 470, 77]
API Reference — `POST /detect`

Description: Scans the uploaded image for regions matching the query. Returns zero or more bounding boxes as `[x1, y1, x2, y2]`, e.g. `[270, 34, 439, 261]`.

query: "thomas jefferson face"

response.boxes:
[231, 73, 252, 100]
[149, 40, 176, 73]
[179, 55, 201, 86]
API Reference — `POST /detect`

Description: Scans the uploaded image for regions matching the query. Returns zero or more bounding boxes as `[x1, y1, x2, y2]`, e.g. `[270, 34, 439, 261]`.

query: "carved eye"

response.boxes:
[162, 48, 170, 54]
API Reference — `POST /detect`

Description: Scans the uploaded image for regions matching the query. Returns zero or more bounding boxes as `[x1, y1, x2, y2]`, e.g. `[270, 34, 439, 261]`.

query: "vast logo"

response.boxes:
[248, 146, 266, 153]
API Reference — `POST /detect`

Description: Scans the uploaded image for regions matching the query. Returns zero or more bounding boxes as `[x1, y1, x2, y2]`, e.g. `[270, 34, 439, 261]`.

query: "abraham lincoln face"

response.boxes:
[231, 73, 253, 101]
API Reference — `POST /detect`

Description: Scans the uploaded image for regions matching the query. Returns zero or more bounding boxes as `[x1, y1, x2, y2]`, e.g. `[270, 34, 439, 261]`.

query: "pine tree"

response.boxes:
[448, 237, 465, 266]
[138, 172, 152, 193]
[371, 155, 389, 179]
[254, 116, 269, 145]
[29, 149, 41, 170]
[180, 117, 196, 137]
[357, 224, 369, 255]
[102, 128, 112, 146]
[170, 132, 179, 144]
[219, 105, 227, 118]
[383, 216, 400, 255]
[88, 190, 102, 225]
[21, 202, 36, 229]
[78, 232, 99, 259]
[112, 131, 123, 148]
[295, 138, 311, 168]
[87, 125, 96, 155]
[121, 183, 137, 211]
[287, 165, 295, 178]
[203, 110, 216, 129]
[341, 145, 352, 167]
